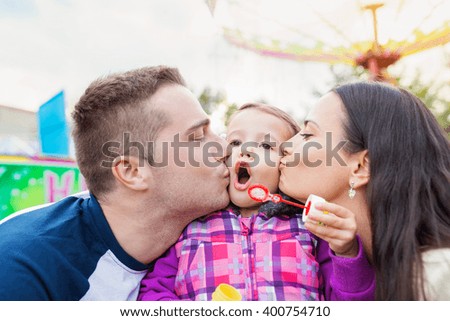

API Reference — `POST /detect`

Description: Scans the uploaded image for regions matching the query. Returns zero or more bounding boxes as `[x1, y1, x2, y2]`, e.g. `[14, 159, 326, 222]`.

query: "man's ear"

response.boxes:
[111, 156, 152, 191]
[349, 150, 370, 189]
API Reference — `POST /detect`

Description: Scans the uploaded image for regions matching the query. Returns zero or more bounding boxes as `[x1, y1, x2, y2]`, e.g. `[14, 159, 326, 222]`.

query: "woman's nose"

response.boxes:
[281, 142, 293, 156]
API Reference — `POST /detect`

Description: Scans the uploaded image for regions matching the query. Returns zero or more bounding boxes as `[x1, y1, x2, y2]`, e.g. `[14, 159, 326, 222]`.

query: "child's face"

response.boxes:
[226, 108, 293, 209]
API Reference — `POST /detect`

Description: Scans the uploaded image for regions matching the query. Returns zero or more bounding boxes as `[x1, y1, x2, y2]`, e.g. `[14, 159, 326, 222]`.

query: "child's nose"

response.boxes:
[239, 151, 254, 160]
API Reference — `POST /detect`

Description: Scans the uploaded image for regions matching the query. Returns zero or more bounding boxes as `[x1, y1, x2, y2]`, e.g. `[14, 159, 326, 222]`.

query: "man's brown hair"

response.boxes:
[72, 66, 185, 197]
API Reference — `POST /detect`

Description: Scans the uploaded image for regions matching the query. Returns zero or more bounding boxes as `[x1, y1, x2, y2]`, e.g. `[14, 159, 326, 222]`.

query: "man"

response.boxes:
[0, 66, 230, 300]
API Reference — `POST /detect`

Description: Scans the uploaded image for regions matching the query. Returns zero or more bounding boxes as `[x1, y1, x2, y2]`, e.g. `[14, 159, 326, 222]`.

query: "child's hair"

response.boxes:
[229, 102, 301, 137]
[229, 102, 302, 218]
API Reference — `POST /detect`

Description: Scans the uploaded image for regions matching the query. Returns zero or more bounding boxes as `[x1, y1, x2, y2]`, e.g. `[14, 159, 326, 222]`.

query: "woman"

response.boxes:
[280, 81, 450, 300]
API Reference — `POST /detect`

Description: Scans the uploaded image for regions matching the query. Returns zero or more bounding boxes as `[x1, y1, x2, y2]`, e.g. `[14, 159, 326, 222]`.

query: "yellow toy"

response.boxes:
[211, 284, 242, 301]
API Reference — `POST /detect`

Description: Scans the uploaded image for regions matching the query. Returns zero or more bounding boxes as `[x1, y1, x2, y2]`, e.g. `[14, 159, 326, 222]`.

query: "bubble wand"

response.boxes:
[248, 184, 307, 209]
[248, 184, 327, 222]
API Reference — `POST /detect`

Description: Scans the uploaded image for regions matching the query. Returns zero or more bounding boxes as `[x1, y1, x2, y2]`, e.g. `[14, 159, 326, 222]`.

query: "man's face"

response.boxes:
[147, 84, 230, 220]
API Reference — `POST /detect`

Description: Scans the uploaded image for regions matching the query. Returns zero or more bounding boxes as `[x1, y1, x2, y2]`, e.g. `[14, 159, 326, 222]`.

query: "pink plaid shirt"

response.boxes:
[174, 208, 321, 301]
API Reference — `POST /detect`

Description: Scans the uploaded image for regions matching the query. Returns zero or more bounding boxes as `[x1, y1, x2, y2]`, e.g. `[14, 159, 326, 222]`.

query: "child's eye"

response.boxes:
[299, 133, 313, 140]
[229, 140, 241, 147]
[259, 142, 273, 150]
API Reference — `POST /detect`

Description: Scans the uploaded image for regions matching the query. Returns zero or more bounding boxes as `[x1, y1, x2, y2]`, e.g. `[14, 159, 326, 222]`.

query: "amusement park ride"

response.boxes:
[207, 0, 450, 82]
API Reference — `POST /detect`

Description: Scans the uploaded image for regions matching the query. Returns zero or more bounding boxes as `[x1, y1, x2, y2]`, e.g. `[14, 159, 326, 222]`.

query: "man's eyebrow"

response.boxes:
[185, 118, 210, 134]
[304, 119, 320, 129]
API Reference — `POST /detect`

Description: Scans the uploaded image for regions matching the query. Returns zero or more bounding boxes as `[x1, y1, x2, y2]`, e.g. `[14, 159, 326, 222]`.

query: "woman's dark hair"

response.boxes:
[334, 81, 450, 300]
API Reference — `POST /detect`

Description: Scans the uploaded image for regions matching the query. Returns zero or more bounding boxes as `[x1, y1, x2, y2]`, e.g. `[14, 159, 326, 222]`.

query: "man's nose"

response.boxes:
[213, 133, 230, 162]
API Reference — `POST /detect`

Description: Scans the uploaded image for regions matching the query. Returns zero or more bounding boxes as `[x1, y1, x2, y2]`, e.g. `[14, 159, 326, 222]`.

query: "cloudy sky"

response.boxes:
[1, 0, 449, 130]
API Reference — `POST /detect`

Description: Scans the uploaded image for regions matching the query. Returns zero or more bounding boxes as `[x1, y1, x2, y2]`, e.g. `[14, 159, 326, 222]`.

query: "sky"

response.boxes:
[0, 0, 449, 132]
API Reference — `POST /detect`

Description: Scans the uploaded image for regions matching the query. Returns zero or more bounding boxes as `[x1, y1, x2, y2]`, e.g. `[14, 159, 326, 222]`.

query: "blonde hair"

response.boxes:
[229, 102, 300, 137]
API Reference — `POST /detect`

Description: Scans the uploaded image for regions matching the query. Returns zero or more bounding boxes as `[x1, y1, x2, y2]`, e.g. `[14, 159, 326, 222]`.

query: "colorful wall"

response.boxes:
[0, 156, 86, 220]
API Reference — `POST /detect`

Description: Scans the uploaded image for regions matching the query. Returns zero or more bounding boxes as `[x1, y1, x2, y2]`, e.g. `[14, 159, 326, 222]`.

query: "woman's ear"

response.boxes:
[350, 150, 370, 189]
[111, 156, 152, 191]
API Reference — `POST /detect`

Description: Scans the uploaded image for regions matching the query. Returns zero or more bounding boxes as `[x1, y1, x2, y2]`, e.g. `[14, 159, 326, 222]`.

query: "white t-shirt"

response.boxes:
[422, 248, 450, 300]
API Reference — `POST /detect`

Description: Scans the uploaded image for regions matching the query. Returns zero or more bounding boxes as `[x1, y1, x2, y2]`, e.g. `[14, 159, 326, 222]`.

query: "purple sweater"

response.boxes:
[139, 212, 375, 301]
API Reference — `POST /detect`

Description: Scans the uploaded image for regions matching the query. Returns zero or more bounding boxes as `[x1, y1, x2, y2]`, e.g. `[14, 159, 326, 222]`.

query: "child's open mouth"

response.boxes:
[234, 161, 251, 191]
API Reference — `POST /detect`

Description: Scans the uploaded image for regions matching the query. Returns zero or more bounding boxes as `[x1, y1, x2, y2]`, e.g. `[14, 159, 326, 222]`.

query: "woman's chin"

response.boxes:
[278, 178, 289, 194]
[278, 180, 305, 203]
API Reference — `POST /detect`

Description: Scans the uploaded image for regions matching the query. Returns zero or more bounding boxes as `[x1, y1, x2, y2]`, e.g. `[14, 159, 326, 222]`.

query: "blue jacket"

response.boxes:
[0, 192, 150, 300]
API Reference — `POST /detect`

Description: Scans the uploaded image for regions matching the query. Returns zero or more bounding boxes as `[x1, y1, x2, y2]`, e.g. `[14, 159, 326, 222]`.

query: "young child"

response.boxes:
[138, 103, 374, 301]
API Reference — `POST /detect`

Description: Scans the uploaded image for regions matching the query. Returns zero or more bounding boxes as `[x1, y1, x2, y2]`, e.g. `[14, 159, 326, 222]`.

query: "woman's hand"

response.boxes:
[305, 202, 359, 257]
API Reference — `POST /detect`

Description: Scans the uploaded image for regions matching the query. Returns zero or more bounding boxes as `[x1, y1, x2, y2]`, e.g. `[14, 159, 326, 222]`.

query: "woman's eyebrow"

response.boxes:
[304, 119, 320, 129]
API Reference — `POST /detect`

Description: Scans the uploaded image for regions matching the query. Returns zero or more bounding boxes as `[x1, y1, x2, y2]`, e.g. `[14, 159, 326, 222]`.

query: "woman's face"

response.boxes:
[279, 92, 353, 204]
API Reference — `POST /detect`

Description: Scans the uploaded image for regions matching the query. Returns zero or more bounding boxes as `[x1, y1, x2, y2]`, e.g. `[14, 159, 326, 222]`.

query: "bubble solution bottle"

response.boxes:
[211, 284, 242, 301]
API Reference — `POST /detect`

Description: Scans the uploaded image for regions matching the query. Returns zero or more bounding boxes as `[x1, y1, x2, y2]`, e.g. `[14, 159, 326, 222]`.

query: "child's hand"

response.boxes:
[304, 202, 359, 258]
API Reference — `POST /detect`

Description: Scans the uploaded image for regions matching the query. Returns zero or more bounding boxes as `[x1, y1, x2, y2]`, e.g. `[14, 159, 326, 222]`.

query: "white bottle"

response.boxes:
[302, 194, 328, 223]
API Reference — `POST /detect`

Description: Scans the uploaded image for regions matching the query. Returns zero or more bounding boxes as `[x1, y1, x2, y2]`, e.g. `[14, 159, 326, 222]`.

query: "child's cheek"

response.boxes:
[269, 151, 282, 167]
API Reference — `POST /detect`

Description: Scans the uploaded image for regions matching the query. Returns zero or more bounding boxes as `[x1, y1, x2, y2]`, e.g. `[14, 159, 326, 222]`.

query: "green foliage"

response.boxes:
[312, 65, 367, 98]
[196, 87, 239, 128]
[398, 72, 449, 134]
[197, 87, 271, 128]
[315, 65, 449, 134]
[224, 103, 238, 126]
[198, 87, 226, 115]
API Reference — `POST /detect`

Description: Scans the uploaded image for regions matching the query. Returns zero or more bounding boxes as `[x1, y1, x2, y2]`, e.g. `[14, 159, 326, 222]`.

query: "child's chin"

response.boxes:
[230, 194, 255, 209]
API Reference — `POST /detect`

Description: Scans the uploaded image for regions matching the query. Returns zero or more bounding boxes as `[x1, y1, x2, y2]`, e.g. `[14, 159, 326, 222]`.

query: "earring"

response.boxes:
[348, 182, 356, 199]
